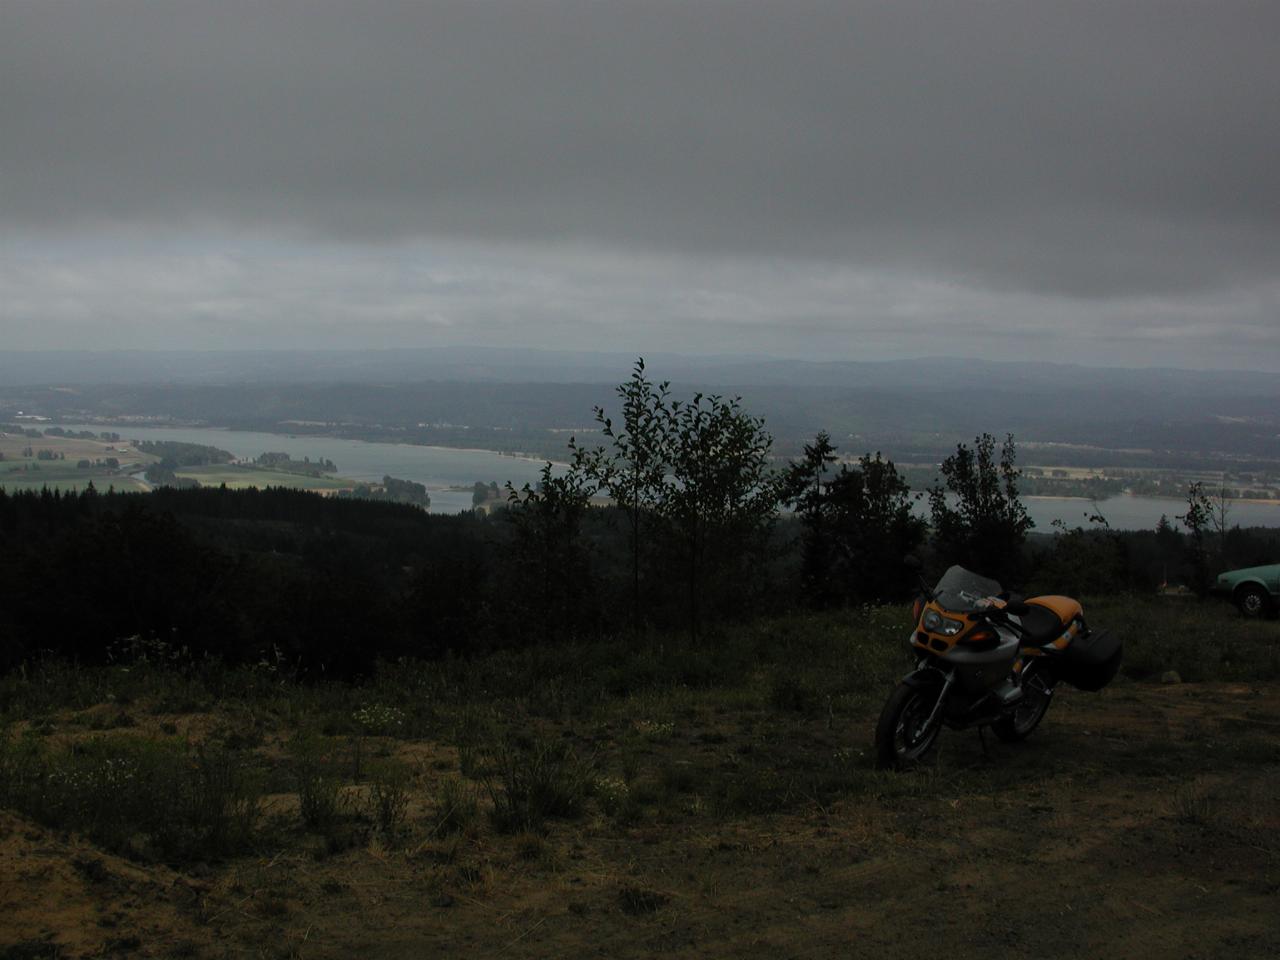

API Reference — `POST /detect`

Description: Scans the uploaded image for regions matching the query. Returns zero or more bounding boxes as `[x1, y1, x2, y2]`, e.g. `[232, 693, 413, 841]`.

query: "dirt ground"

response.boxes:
[3, 680, 1278, 960]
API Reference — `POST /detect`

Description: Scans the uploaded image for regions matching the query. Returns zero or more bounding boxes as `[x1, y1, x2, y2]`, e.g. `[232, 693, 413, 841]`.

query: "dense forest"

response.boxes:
[2, 363, 1276, 678]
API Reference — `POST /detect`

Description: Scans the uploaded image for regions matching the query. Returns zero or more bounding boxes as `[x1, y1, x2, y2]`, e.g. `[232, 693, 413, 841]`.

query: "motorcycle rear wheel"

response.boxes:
[993, 664, 1053, 742]
[875, 683, 943, 769]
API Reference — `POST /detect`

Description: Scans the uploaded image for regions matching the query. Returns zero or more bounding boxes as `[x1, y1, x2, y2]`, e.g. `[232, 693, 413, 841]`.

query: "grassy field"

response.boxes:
[0, 432, 147, 466]
[175, 464, 353, 492]
[1, 600, 1277, 959]
[0, 430, 152, 494]
[0, 431, 357, 494]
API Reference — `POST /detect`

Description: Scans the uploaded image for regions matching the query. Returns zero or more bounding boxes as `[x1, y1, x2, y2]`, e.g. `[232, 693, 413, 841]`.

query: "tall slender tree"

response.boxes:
[784, 432, 840, 606]
[571, 359, 672, 634]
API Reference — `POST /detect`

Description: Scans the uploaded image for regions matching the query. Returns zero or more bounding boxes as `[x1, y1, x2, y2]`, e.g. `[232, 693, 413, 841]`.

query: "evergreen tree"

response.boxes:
[505, 463, 597, 642]
[786, 436, 924, 605]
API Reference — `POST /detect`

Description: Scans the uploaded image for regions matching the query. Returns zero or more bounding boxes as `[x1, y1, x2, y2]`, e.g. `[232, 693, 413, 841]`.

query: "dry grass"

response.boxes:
[2, 605, 1279, 958]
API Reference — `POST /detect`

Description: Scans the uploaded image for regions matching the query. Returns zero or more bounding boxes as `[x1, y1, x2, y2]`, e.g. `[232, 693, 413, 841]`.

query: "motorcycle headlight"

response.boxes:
[922, 609, 965, 636]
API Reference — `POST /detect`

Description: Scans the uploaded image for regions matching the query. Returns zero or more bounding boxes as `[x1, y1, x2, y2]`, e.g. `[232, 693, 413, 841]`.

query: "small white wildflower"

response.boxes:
[633, 719, 674, 741]
[353, 704, 406, 735]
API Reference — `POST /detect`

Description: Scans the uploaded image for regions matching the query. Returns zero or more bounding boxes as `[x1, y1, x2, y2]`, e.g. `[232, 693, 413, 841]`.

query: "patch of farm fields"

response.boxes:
[175, 464, 352, 491]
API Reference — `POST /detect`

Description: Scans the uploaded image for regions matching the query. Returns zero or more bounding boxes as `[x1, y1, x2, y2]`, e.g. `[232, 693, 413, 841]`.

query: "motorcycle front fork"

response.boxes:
[917, 667, 957, 739]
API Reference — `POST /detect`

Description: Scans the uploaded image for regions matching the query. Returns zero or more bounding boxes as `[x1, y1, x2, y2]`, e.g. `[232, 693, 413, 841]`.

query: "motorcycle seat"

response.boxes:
[1017, 603, 1066, 646]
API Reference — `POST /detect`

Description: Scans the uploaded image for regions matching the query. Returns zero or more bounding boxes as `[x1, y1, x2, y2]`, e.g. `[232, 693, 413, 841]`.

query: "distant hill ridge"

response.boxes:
[1, 347, 1278, 396]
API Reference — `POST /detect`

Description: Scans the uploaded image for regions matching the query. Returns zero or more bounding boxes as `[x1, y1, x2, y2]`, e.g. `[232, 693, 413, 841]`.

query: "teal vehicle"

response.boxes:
[1212, 563, 1280, 618]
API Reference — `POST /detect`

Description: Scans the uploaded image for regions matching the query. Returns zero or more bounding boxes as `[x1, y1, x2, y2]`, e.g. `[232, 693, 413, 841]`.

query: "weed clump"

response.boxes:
[479, 732, 594, 834]
[618, 886, 668, 915]
[368, 761, 412, 836]
[430, 775, 481, 837]
[0, 734, 260, 861]
[1171, 777, 1219, 827]
[290, 736, 352, 839]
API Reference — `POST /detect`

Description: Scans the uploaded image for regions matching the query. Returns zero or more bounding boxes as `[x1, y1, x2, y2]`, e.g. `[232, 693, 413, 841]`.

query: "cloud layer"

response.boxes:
[3, 2, 1278, 366]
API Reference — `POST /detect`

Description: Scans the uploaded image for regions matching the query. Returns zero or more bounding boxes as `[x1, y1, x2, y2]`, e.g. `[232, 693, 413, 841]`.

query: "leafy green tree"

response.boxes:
[660, 391, 781, 640]
[571, 359, 673, 634]
[827, 452, 926, 603]
[928, 433, 1032, 585]
[1034, 507, 1129, 597]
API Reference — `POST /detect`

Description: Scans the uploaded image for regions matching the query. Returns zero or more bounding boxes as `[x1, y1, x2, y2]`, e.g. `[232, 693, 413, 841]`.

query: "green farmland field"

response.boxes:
[175, 464, 352, 491]
[0, 429, 152, 494]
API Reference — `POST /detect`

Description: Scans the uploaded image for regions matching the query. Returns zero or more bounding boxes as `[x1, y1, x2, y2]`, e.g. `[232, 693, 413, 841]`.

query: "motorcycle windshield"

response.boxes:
[932, 565, 1003, 613]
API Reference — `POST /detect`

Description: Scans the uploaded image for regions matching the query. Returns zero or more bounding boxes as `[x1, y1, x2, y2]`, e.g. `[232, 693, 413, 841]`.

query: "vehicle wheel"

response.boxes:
[993, 664, 1054, 743]
[1235, 584, 1273, 619]
[875, 683, 943, 770]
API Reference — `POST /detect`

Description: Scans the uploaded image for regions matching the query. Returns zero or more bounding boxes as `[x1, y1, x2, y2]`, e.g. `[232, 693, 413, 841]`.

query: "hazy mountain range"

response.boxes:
[2, 348, 1277, 467]
[4, 347, 1279, 393]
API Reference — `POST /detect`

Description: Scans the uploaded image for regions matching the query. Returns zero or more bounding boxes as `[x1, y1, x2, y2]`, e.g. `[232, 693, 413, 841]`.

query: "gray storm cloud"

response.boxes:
[2, 1, 1278, 364]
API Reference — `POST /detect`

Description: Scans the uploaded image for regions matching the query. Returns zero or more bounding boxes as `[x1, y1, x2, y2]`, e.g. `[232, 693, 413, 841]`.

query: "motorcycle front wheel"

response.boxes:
[875, 683, 943, 769]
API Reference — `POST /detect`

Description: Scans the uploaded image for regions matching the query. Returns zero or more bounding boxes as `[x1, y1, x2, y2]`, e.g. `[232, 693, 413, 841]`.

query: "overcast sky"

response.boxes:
[3, 1, 1278, 369]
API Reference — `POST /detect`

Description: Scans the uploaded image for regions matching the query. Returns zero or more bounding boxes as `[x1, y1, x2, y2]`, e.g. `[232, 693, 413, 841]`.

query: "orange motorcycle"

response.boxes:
[875, 559, 1122, 769]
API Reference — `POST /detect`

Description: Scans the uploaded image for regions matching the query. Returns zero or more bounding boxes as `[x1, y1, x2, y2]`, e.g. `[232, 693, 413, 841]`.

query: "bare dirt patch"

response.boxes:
[0, 812, 209, 959]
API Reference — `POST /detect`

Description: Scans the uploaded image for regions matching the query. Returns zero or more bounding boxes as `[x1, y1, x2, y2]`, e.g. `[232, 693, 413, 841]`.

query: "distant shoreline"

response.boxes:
[37, 423, 1280, 509]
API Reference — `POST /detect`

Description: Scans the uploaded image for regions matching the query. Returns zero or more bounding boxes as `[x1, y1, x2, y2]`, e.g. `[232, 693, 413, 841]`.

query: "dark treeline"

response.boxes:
[0, 485, 494, 677]
[336, 475, 432, 508]
[3, 363, 1277, 679]
[2, 481, 1276, 680]
[135, 440, 234, 466]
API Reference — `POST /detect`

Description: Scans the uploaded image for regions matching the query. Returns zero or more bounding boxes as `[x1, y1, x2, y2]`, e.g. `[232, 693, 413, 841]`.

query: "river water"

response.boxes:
[66, 424, 1280, 529]
[65, 424, 549, 515]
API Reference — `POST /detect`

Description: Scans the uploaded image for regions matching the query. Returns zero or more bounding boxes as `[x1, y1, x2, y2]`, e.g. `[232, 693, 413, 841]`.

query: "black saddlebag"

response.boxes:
[1055, 629, 1122, 692]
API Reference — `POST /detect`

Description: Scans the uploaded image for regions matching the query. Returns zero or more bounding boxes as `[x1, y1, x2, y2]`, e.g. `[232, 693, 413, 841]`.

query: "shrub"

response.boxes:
[367, 762, 412, 836]
[290, 737, 348, 835]
[452, 707, 498, 779]
[0, 734, 260, 861]
[479, 733, 594, 834]
[430, 776, 481, 837]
